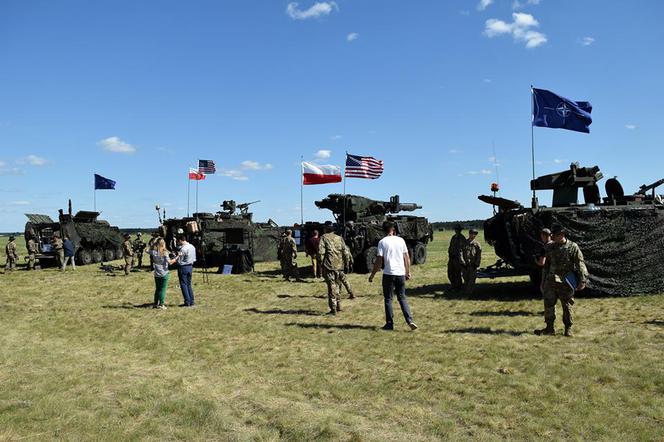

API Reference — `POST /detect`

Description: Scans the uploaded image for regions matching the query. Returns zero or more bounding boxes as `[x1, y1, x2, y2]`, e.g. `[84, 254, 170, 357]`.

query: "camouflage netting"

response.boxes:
[487, 206, 664, 296]
[73, 224, 123, 249]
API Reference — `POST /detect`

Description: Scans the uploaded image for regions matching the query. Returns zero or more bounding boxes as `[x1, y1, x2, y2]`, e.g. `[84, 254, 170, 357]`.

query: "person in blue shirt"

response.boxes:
[62, 236, 76, 272]
[175, 235, 197, 307]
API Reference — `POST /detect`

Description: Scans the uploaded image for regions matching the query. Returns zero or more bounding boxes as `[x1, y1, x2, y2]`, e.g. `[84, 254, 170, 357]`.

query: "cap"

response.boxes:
[469, 228, 479, 235]
[124, 233, 131, 239]
[551, 224, 565, 235]
[9, 235, 15, 241]
[137, 233, 142, 237]
[324, 221, 333, 227]
[285, 229, 292, 235]
[541, 228, 551, 235]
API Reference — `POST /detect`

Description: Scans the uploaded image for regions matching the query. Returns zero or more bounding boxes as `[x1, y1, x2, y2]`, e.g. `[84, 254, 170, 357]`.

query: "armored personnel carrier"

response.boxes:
[24, 200, 124, 266]
[304, 194, 434, 272]
[478, 163, 664, 296]
[159, 200, 281, 273]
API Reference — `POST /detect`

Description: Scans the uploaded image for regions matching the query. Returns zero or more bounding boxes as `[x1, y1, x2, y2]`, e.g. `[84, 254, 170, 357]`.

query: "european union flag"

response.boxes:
[532, 88, 592, 134]
[94, 174, 116, 190]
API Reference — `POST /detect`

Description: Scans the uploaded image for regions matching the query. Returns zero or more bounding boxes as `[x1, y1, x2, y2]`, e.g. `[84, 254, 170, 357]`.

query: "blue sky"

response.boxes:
[1, 0, 663, 231]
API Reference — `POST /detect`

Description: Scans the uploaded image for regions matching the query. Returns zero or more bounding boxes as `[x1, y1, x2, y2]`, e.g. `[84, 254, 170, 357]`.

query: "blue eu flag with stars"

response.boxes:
[94, 174, 116, 190]
[532, 88, 592, 134]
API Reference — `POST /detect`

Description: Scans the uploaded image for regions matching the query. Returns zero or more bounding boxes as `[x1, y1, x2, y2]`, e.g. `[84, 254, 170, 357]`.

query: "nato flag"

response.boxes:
[94, 174, 116, 190]
[532, 88, 592, 133]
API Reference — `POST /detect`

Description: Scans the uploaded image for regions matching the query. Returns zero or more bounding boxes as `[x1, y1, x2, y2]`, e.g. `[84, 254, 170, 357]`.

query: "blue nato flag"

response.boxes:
[94, 174, 116, 190]
[532, 88, 593, 134]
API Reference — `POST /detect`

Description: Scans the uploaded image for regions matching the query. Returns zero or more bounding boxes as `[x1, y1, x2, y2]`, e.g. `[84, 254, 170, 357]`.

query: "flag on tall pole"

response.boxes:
[93, 174, 115, 212]
[188, 168, 206, 180]
[532, 88, 593, 134]
[198, 159, 216, 174]
[302, 162, 342, 185]
[345, 154, 384, 179]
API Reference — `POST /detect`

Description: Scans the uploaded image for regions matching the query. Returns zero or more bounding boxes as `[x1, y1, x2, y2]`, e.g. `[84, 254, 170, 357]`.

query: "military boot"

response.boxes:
[564, 326, 572, 337]
[534, 323, 555, 336]
[336, 302, 342, 312]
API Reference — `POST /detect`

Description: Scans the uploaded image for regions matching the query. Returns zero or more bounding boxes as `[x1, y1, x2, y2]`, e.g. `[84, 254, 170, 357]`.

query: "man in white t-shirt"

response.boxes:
[369, 221, 418, 331]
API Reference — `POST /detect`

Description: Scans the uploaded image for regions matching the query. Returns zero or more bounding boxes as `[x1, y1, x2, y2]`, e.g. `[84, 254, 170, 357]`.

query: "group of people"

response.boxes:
[4, 233, 76, 272]
[144, 233, 197, 309]
[447, 225, 482, 294]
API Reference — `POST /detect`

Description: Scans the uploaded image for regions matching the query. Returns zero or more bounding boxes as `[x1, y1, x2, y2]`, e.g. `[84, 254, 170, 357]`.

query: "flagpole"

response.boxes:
[530, 85, 538, 209]
[343, 151, 347, 231]
[300, 156, 304, 226]
[187, 170, 191, 217]
[196, 179, 199, 215]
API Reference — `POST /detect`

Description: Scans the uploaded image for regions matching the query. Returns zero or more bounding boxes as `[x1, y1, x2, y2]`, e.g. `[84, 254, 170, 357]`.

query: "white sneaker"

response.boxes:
[157, 305, 167, 310]
[408, 322, 418, 330]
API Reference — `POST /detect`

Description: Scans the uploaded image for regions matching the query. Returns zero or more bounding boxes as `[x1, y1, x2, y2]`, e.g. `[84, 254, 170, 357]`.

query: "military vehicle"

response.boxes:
[158, 200, 281, 273]
[478, 163, 664, 296]
[304, 194, 434, 272]
[24, 200, 125, 266]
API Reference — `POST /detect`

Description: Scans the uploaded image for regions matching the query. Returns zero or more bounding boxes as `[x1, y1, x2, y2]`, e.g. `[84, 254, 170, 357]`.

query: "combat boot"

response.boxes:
[336, 302, 342, 312]
[564, 326, 572, 337]
[534, 323, 555, 336]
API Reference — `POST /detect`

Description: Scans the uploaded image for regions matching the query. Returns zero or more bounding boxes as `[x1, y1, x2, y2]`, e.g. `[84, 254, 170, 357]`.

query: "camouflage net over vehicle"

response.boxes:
[73, 223, 123, 249]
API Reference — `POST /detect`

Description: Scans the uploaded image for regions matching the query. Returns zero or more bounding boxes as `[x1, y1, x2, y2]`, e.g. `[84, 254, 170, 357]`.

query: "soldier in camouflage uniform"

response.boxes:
[447, 225, 466, 290]
[462, 229, 482, 294]
[5, 236, 18, 272]
[51, 233, 64, 269]
[319, 222, 352, 314]
[26, 237, 38, 270]
[339, 243, 355, 299]
[536, 225, 588, 337]
[122, 234, 134, 275]
[280, 230, 300, 281]
[132, 233, 147, 269]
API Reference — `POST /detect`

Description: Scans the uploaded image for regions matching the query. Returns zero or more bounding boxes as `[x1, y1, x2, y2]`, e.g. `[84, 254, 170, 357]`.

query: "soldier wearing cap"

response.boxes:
[51, 233, 64, 269]
[447, 224, 466, 291]
[5, 236, 18, 272]
[462, 228, 482, 294]
[536, 225, 588, 337]
[132, 233, 147, 269]
[280, 229, 300, 281]
[26, 237, 38, 270]
[122, 234, 134, 275]
[319, 221, 352, 314]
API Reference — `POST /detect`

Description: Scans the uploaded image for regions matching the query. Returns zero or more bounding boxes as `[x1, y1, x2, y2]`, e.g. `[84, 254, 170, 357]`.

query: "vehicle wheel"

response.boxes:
[115, 248, 124, 260]
[413, 242, 427, 265]
[77, 249, 93, 266]
[92, 249, 103, 263]
[104, 249, 115, 262]
[362, 246, 378, 273]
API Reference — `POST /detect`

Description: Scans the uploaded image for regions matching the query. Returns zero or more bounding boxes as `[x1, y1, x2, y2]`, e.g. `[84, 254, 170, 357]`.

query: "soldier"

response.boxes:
[536, 225, 588, 337]
[339, 243, 355, 299]
[132, 233, 147, 269]
[122, 234, 134, 275]
[462, 229, 482, 295]
[5, 236, 18, 272]
[319, 221, 352, 315]
[52, 233, 64, 269]
[277, 231, 286, 275]
[305, 230, 322, 278]
[280, 230, 300, 282]
[447, 225, 466, 291]
[26, 237, 38, 270]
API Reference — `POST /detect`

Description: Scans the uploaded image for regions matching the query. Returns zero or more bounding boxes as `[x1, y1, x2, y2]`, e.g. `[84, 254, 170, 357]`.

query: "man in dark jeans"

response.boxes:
[175, 235, 197, 307]
[369, 221, 418, 331]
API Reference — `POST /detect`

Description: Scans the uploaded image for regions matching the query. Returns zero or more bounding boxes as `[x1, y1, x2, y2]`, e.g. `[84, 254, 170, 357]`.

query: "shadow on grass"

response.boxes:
[244, 307, 321, 316]
[645, 319, 664, 326]
[408, 281, 539, 301]
[277, 294, 327, 299]
[286, 322, 380, 331]
[443, 327, 527, 336]
[470, 310, 538, 317]
[102, 303, 156, 309]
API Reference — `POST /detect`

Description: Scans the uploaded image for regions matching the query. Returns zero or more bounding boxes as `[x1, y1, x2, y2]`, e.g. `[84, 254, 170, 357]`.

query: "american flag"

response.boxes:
[198, 159, 216, 174]
[344, 154, 384, 179]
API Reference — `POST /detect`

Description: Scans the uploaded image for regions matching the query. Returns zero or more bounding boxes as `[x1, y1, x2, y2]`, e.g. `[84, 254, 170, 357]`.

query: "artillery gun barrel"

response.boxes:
[638, 178, 664, 195]
[396, 203, 421, 212]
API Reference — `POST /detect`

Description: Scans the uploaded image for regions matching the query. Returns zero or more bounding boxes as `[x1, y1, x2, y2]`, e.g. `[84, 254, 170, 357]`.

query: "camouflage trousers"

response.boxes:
[339, 271, 354, 297]
[27, 254, 36, 270]
[134, 252, 144, 268]
[281, 257, 299, 280]
[323, 269, 342, 312]
[124, 256, 133, 275]
[56, 250, 64, 269]
[543, 281, 575, 327]
[5, 257, 16, 271]
[447, 258, 464, 290]
[463, 265, 478, 294]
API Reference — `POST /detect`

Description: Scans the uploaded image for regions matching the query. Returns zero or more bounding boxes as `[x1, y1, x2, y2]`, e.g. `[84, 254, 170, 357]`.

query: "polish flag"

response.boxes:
[302, 162, 342, 185]
[189, 168, 206, 180]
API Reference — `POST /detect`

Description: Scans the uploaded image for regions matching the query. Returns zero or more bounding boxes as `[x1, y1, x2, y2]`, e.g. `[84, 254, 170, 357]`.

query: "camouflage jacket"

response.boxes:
[5, 241, 18, 259]
[462, 239, 482, 268]
[122, 240, 134, 256]
[52, 237, 63, 251]
[133, 239, 146, 253]
[543, 239, 588, 284]
[280, 237, 297, 258]
[27, 239, 38, 255]
[448, 233, 466, 260]
[319, 232, 350, 271]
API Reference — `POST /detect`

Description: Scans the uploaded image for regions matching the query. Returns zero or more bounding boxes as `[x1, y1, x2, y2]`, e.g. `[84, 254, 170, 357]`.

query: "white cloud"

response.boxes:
[0, 161, 5, 167]
[625, 124, 637, 130]
[483, 78, 492, 83]
[553, 158, 565, 164]
[286, 2, 337, 20]
[10, 200, 30, 206]
[512, 0, 540, 9]
[0, 167, 24, 176]
[466, 169, 493, 175]
[581, 36, 595, 46]
[17, 154, 49, 166]
[346, 32, 359, 42]
[315, 149, 332, 159]
[477, 0, 493, 11]
[241, 160, 273, 170]
[484, 13, 547, 48]
[449, 149, 462, 154]
[219, 170, 249, 181]
[99, 136, 136, 154]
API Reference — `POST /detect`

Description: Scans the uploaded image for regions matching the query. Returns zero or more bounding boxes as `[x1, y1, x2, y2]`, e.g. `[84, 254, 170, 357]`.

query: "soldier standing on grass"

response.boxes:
[339, 243, 355, 299]
[52, 233, 64, 269]
[447, 225, 466, 291]
[305, 230, 322, 278]
[319, 221, 352, 315]
[122, 234, 134, 275]
[462, 229, 482, 295]
[5, 236, 18, 272]
[132, 233, 147, 269]
[280, 230, 300, 282]
[536, 225, 588, 337]
[27, 237, 38, 270]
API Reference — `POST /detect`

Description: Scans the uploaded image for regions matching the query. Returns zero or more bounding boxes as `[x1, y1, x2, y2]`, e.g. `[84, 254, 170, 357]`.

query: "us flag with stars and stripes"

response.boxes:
[344, 154, 384, 179]
[198, 159, 216, 174]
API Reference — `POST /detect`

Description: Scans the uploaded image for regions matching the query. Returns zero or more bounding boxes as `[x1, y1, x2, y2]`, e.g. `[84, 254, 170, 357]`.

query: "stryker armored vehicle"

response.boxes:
[24, 200, 124, 266]
[158, 200, 281, 273]
[478, 163, 664, 296]
[303, 194, 434, 272]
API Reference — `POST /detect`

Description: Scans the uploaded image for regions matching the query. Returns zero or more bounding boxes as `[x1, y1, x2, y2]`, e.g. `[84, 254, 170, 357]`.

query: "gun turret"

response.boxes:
[637, 178, 664, 196]
[315, 194, 422, 222]
[237, 200, 260, 214]
[530, 163, 604, 207]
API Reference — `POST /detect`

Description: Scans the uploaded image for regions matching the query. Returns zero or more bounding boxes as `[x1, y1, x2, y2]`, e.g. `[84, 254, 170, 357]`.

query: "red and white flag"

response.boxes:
[188, 168, 206, 181]
[302, 161, 342, 185]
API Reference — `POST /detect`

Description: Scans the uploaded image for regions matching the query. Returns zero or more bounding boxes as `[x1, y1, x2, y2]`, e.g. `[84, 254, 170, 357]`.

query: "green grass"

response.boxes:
[1, 232, 663, 441]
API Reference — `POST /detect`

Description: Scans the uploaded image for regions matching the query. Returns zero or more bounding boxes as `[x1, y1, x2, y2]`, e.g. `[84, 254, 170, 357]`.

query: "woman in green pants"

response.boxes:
[150, 239, 172, 309]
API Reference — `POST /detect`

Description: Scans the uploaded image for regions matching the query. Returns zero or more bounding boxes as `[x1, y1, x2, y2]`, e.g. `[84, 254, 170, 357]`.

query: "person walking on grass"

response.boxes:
[150, 238, 172, 309]
[4, 236, 18, 272]
[368, 221, 418, 331]
[175, 234, 196, 307]
[61, 236, 76, 271]
[319, 221, 352, 315]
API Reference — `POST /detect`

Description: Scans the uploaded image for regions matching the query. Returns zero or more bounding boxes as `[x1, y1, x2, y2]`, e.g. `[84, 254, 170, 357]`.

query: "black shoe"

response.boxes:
[326, 310, 336, 316]
[381, 324, 394, 331]
[348, 294, 356, 300]
[179, 304, 188, 307]
[564, 326, 572, 337]
[534, 326, 555, 336]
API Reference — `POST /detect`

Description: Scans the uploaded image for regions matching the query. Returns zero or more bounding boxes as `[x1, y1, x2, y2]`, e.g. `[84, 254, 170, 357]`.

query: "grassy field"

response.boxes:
[0, 232, 663, 441]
